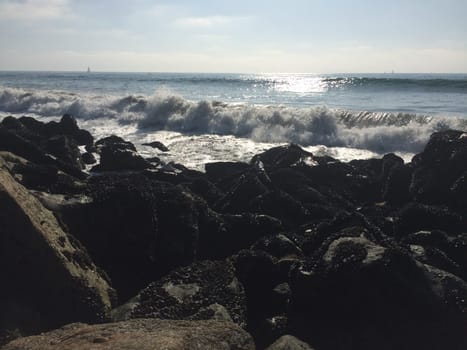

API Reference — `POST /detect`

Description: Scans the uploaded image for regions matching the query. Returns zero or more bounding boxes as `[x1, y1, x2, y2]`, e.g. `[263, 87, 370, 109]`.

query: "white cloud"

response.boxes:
[0, 0, 71, 21]
[1, 44, 466, 74]
[174, 15, 249, 28]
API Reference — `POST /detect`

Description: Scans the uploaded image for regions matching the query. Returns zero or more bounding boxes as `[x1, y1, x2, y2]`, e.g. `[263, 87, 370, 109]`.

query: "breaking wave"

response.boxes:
[1, 87, 466, 155]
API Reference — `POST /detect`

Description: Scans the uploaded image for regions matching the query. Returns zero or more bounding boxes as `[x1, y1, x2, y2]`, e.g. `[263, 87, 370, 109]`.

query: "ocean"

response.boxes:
[1, 71, 466, 170]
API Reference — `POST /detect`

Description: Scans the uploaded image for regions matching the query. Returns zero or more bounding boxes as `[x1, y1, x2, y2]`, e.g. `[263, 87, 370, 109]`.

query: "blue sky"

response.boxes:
[0, 0, 466, 72]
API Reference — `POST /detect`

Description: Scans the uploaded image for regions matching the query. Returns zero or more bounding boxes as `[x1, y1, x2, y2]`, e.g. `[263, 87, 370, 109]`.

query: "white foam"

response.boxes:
[1, 87, 466, 170]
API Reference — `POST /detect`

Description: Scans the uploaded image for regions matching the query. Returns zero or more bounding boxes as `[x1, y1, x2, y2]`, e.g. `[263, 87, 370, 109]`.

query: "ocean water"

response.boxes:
[1, 71, 466, 170]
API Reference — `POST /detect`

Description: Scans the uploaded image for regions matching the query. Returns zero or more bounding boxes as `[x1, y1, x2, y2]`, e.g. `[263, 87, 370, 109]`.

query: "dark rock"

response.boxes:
[46, 115, 94, 146]
[409, 165, 447, 204]
[3, 115, 93, 149]
[17, 116, 46, 134]
[81, 152, 96, 165]
[402, 230, 451, 248]
[199, 213, 282, 260]
[302, 212, 382, 256]
[59, 114, 93, 146]
[413, 130, 466, 168]
[252, 234, 303, 259]
[403, 230, 467, 280]
[248, 190, 311, 228]
[215, 171, 270, 213]
[395, 202, 464, 237]
[56, 173, 160, 301]
[251, 144, 315, 171]
[95, 135, 137, 152]
[382, 163, 413, 204]
[297, 160, 358, 204]
[92, 147, 151, 171]
[0, 127, 54, 168]
[92, 135, 151, 172]
[0, 152, 87, 195]
[0, 119, 86, 179]
[0, 116, 23, 130]
[142, 141, 169, 152]
[348, 157, 383, 178]
[450, 171, 467, 208]
[0, 167, 114, 342]
[205, 161, 251, 186]
[45, 135, 83, 171]
[112, 260, 247, 328]
[148, 181, 208, 273]
[356, 152, 406, 201]
[407, 244, 464, 279]
[268, 168, 327, 207]
[57, 169, 282, 300]
[234, 250, 282, 316]
[410, 130, 467, 204]
[1, 319, 255, 350]
[288, 235, 467, 350]
[185, 177, 224, 207]
[3, 117, 467, 350]
[233, 250, 286, 347]
[381, 152, 404, 173]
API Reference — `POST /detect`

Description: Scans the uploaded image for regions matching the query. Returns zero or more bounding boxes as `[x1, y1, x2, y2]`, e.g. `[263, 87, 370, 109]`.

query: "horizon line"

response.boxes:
[0, 69, 466, 75]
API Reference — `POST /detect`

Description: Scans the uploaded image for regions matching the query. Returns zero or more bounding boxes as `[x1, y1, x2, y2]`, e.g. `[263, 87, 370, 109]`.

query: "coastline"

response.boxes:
[0, 114, 466, 349]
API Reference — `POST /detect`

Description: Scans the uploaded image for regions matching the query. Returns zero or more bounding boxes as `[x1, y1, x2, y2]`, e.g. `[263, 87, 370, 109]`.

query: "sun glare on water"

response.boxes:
[262, 74, 329, 94]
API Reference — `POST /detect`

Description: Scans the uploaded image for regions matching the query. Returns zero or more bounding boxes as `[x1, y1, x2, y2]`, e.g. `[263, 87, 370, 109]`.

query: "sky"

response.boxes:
[0, 0, 466, 73]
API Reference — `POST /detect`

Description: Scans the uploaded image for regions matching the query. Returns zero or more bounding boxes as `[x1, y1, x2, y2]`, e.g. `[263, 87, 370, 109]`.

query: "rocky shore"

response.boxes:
[0, 114, 466, 350]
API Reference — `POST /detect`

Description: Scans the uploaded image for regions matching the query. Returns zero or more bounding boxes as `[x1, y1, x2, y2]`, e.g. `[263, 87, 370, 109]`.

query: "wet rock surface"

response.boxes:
[0, 116, 466, 349]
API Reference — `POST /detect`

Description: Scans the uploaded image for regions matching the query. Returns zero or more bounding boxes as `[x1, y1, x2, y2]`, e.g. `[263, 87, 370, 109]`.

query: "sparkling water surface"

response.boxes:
[1, 72, 466, 170]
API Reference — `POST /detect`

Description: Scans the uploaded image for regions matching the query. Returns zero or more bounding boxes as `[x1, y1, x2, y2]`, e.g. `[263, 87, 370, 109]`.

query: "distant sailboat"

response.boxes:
[87, 66, 91, 73]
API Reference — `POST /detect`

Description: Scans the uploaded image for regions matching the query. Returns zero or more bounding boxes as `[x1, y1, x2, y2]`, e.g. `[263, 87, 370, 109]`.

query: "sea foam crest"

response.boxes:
[140, 92, 465, 154]
[1, 87, 465, 155]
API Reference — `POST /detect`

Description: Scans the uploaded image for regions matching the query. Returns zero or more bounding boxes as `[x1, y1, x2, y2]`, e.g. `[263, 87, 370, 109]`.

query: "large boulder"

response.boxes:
[0, 151, 86, 195]
[0, 116, 87, 179]
[45, 135, 84, 171]
[46, 114, 93, 146]
[205, 161, 250, 188]
[1, 319, 255, 350]
[112, 260, 247, 327]
[91, 135, 152, 172]
[54, 173, 160, 301]
[410, 130, 467, 204]
[395, 202, 464, 237]
[288, 233, 467, 350]
[0, 167, 114, 343]
[250, 144, 315, 171]
[402, 230, 467, 280]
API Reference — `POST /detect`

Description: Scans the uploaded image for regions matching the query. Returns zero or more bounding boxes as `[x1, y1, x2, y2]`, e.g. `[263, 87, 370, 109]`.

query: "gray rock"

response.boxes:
[112, 260, 247, 327]
[266, 335, 315, 350]
[1, 319, 255, 350]
[0, 166, 115, 340]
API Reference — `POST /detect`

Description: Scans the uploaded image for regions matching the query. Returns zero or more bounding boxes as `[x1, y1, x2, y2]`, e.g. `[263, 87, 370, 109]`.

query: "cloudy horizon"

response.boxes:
[0, 0, 466, 73]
